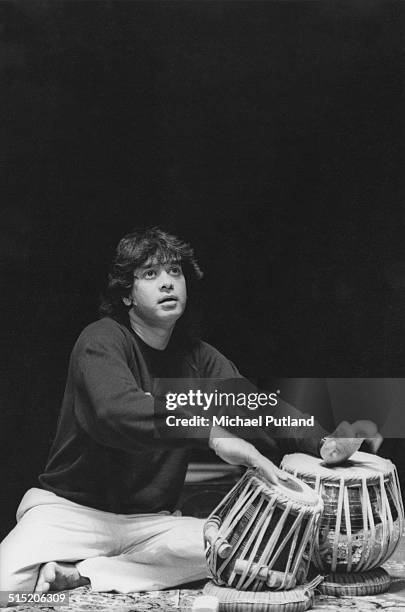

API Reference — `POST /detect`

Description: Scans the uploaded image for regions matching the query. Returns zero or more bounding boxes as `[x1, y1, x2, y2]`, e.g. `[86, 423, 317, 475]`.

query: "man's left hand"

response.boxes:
[320, 419, 383, 465]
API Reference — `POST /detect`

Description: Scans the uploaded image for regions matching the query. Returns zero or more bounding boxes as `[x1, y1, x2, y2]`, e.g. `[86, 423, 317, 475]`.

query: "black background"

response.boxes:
[1, 1, 404, 539]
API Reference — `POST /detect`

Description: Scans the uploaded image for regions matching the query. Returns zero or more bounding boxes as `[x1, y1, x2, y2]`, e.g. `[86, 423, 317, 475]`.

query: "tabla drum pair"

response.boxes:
[281, 451, 404, 596]
[203, 467, 324, 612]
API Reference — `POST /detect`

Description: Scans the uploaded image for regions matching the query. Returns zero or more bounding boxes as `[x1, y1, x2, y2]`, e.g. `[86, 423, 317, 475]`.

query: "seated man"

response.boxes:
[0, 228, 381, 601]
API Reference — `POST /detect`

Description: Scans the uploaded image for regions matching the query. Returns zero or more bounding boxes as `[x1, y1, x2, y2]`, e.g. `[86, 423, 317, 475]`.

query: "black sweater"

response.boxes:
[39, 317, 326, 513]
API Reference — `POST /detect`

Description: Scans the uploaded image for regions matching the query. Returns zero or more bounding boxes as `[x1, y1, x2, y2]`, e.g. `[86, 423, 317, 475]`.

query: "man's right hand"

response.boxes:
[209, 425, 286, 484]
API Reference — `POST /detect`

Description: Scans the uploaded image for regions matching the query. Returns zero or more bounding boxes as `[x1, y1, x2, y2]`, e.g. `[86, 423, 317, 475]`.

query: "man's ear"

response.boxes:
[122, 296, 132, 307]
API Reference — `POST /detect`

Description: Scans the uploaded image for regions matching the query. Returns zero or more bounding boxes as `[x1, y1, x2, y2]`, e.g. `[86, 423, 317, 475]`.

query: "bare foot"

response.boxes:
[35, 562, 90, 593]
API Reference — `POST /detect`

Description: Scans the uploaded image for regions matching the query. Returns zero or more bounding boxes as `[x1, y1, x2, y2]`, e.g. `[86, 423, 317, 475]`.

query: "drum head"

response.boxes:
[281, 451, 394, 483]
[248, 469, 323, 513]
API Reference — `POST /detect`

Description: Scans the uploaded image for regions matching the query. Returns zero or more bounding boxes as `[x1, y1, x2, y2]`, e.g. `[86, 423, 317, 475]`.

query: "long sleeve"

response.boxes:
[195, 342, 329, 457]
[71, 322, 216, 451]
[208, 377, 328, 457]
[72, 327, 160, 450]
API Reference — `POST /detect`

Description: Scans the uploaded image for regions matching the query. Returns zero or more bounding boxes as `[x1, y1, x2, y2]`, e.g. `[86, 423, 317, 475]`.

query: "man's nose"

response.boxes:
[159, 271, 174, 290]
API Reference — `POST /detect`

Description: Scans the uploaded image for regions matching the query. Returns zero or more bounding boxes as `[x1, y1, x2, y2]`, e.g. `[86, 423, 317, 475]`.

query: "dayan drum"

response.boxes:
[204, 468, 324, 593]
[280, 452, 404, 576]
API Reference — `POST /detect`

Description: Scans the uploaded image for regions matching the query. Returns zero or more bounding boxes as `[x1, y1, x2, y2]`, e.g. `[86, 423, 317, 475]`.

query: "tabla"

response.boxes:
[204, 468, 323, 592]
[280, 452, 404, 577]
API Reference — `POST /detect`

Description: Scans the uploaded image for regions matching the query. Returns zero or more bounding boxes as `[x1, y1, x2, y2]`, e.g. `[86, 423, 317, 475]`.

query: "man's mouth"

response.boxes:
[158, 296, 178, 304]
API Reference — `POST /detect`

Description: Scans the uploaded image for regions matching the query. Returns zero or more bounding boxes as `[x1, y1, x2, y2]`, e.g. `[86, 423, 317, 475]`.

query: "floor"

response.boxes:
[1, 536, 405, 612]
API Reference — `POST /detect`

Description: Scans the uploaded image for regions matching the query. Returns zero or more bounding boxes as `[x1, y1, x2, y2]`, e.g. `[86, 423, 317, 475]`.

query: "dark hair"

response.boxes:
[99, 227, 203, 340]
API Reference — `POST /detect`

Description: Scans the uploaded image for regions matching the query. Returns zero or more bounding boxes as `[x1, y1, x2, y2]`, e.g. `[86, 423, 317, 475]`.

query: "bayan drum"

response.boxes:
[281, 451, 404, 595]
[204, 468, 323, 593]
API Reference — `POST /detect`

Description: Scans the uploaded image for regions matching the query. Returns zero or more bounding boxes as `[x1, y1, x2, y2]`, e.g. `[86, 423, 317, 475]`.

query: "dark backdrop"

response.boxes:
[1, 1, 404, 538]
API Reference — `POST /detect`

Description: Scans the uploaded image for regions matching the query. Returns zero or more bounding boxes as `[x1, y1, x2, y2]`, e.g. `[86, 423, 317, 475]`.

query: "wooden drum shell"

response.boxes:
[204, 468, 324, 592]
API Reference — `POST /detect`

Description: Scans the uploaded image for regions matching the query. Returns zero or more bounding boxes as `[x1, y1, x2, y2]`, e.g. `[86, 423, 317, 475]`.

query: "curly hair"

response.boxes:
[99, 228, 204, 338]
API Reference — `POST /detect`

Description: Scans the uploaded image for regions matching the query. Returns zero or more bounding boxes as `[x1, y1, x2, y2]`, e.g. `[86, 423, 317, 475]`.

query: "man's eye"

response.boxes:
[144, 269, 157, 279]
[169, 265, 182, 276]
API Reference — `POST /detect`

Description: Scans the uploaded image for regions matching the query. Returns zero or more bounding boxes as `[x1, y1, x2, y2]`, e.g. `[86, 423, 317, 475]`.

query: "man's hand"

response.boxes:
[209, 425, 286, 484]
[320, 419, 383, 465]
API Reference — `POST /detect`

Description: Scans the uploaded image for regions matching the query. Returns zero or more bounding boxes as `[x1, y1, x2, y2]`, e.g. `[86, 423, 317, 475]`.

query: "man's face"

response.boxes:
[127, 259, 187, 327]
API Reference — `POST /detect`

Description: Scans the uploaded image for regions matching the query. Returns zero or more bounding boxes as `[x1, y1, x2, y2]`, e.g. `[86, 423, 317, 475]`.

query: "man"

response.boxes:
[0, 228, 381, 600]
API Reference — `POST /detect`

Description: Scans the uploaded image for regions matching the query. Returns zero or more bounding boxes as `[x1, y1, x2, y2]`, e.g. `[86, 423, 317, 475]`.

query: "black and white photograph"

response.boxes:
[1, 1, 405, 610]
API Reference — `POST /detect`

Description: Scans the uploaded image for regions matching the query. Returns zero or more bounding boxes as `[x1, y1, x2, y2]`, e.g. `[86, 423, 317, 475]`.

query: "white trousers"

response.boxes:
[0, 488, 207, 600]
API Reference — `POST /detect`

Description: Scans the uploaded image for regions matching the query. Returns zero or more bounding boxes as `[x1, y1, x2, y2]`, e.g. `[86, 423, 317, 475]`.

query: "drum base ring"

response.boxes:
[203, 580, 315, 612]
[318, 567, 391, 597]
